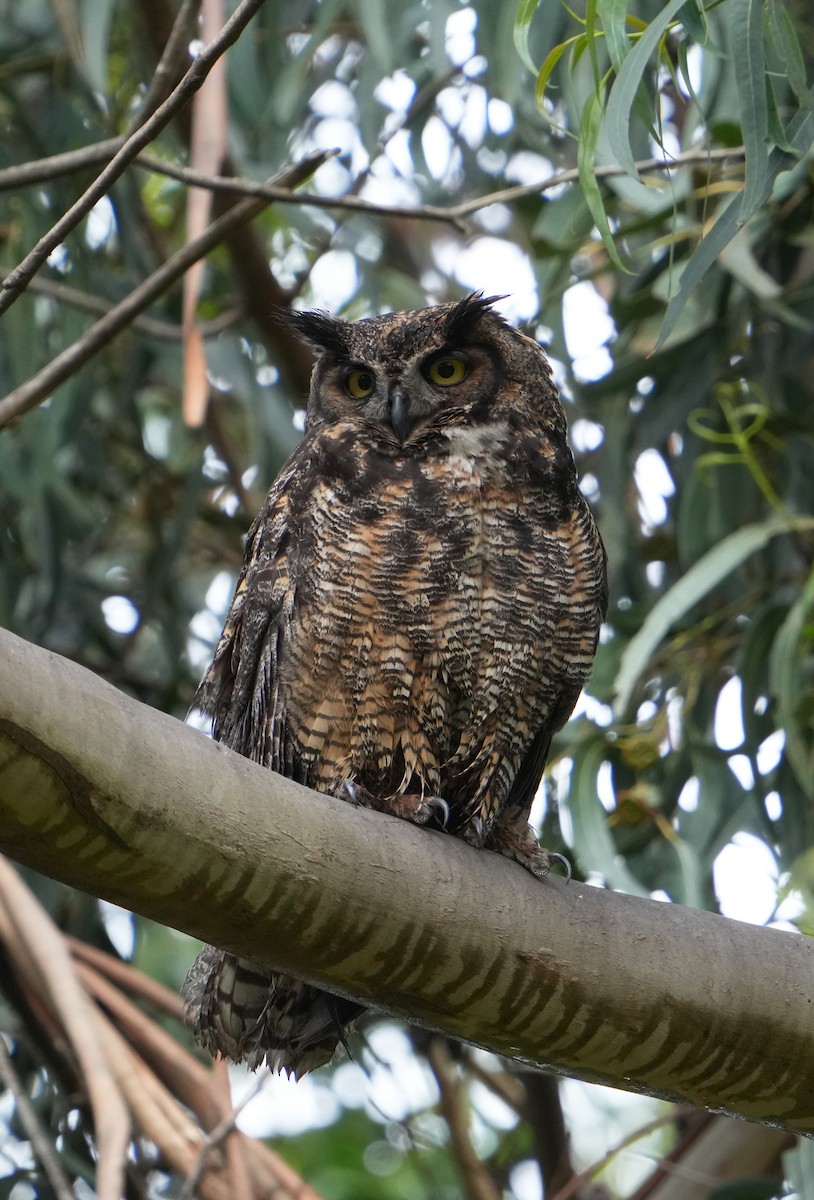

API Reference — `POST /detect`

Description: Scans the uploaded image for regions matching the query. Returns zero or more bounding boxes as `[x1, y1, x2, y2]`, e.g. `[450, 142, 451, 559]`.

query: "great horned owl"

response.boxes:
[183, 293, 607, 1076]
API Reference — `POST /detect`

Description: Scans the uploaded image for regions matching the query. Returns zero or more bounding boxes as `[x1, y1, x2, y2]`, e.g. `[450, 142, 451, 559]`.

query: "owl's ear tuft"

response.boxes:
[276, 308, 350, 357]
[444, 292, 508, 345]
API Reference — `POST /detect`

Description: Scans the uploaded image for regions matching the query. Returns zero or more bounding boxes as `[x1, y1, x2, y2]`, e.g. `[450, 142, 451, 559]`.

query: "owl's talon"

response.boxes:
[549, 852, 572, 883]
[337, 779, 356, 803]
[462, 816, 484, 848]
[427, 796, 450, 828]
[335, 779, 374, 808]
[484, 824, 571, 881]
[387, 792, 450, 827]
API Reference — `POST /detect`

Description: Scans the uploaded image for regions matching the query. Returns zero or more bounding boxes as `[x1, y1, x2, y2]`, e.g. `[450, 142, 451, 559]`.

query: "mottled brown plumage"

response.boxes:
[183, 294, 607, 1076]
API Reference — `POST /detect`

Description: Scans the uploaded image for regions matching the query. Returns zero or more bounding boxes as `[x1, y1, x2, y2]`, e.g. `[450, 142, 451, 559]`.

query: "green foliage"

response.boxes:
[516, 0, 814, 342]
[0, 0, 813, 1197]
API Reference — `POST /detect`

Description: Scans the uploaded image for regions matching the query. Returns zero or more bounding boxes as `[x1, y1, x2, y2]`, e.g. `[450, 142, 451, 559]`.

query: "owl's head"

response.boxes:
[281, 293, 565, 451]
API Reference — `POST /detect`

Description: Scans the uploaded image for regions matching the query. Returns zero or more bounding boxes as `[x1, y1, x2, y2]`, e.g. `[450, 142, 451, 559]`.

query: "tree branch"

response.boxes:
[0, 150, 333, 430]
[0, 623, 812, 1132]
[133, 144, 747, 230]
[0, 1037, 76, 1200]
[0, 0, 267, 317]
[0, 143, 745, 224]
[0, 267, 243, 341]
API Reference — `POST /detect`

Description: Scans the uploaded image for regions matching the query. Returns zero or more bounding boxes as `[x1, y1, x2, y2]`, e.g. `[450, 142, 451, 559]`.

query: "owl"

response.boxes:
[183, 293, 607, 1076]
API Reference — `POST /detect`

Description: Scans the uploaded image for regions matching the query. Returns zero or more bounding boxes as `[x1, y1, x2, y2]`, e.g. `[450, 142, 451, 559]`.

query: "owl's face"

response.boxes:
[283, 293, 563, 452]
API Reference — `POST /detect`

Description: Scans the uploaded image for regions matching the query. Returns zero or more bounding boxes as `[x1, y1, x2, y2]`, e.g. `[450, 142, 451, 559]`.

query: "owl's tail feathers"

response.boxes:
[182, 945, 364, 1077]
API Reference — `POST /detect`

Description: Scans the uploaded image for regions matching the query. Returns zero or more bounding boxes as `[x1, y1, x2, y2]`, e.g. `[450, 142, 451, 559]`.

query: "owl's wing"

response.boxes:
[501, 682, 582, 825]
[194, 445, 306, 769]
[501, 510, 609, 828]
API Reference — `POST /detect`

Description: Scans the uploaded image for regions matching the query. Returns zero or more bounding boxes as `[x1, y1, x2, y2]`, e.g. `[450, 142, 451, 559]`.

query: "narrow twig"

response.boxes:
[0, 0, 268, 318]
[0, 1036, 77, 1200]
[0, 138, 125, 192]
[449, 145, 745, 218]
[0, 267, 243, 340]
[283, 66, 463, 301]
[0, 139, 745, 228]
[464, 1054, 525, 1112]
[136, 0, 203, 119]
[177, 1068, 266, 1200]
[132, 144, 746, 229]
[0, 150, 333, 430]
[427, 1039, 501, 1200]
[550, 1110, 689, 1200]
[520, 1071, 595, 1200]
[217, 1058, 254, 1200]
[74, 956, 325, 1200]
[625, 1111, 711, 1200]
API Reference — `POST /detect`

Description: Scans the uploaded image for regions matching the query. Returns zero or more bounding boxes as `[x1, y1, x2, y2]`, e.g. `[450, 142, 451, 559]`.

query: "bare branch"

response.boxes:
[427, 1039, 502, 1200]
[447, 146, 746, 219]
[0, 1036, 76, 1200]
[0, 138, 125, 191]
[130, 144, 746, 229]
[0, 267, 243, 340]
[0, 142, 745, 229]
[178, 1065, 261, 1200]
[136, 0, 204, 119]
[0, 0, 268, 318]
[627, 1116, 793, 1200]
[0, 150, 333, 430]
[1, 624, 814, 1133]
[67, 937, 185, 1017]
[0, 858, 131, 1200]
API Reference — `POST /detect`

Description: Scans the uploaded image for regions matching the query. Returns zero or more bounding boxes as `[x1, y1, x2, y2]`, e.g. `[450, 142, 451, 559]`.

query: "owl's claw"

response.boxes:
[462, 815, 484, 848]
[335, 779, 374, 808]
[484, 823, 572, 881]
[549, 851, 572, 883]
[337, 779, 357, 803]
[427, 796, 450, 828]
[388, 792, 450, 827]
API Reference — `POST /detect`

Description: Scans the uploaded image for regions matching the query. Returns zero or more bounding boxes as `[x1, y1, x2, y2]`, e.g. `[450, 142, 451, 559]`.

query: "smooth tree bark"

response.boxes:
[1, 624, 813, 1132]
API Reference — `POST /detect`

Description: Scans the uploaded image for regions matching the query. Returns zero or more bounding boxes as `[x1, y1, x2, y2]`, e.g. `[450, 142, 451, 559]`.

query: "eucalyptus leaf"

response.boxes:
[614, 516, 807, 715]
[604, 0, 688, 178]
[567, 733, 650, 896]
[513, 0, 541, 74]
[732, 0, 770, 224]
[769, 566, 814, 801]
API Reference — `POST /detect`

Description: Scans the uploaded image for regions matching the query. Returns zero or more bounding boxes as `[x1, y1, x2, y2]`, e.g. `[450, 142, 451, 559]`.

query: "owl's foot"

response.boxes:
[388, 793, 450, 828]
[461, 815, 485, 848]
[334, 779, 375, 808]
[487, 824, 571, 882]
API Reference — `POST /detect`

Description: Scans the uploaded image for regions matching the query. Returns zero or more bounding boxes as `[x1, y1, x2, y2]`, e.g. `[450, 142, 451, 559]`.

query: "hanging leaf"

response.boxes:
[613, 516, 811, 715]
[769, 566, 814, 801]
[732, 0, 770, 224]
[578, 90, 629, 273]
[604, 0, 688, 178]
[513, 0, 540, 75]
[566, 732, 650, 896]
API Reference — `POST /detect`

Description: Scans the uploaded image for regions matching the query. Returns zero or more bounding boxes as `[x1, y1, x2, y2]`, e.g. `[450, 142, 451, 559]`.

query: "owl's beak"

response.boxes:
[387, 383, 413, 441]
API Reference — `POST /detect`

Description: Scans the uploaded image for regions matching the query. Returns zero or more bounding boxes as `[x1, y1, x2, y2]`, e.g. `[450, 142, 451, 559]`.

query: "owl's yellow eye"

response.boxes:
[426, 355, 468, 386]
[345, 368, 376, 399]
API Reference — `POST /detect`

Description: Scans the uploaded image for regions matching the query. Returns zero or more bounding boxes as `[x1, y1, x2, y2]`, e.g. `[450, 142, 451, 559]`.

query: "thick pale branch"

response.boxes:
[0, 624, 812, 1132]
